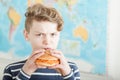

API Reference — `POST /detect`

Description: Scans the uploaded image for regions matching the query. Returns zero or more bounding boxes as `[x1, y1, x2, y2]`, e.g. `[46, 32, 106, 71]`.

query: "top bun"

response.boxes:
[37, 50, 58, 60]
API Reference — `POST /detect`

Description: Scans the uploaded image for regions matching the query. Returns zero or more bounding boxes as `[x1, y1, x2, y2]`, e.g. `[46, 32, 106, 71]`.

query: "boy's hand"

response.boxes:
[22, 49, 46, 76]
[48, 49, 71, 76]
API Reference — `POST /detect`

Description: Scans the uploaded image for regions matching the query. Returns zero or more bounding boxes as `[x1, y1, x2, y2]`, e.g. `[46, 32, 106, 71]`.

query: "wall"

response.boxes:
[107, 0, 120, 80]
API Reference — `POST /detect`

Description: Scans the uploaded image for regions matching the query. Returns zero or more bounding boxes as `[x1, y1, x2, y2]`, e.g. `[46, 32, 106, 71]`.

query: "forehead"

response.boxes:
[30, 20, 58, 33]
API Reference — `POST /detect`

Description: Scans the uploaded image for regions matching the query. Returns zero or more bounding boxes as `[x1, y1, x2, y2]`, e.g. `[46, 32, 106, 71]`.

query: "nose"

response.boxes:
[43, 40, 48, 45]
[43, 35, 50, 45]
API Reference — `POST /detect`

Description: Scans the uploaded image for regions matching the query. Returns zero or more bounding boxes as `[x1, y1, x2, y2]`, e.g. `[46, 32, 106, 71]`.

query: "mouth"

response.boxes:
[44, 48, 51, 50]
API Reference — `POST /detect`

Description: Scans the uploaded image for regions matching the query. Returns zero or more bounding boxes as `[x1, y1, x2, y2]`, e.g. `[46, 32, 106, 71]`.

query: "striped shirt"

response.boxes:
[3, 60, 80, 80]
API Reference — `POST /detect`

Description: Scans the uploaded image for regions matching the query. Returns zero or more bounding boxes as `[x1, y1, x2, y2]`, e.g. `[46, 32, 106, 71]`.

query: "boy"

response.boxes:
[3, 3, 80, 80]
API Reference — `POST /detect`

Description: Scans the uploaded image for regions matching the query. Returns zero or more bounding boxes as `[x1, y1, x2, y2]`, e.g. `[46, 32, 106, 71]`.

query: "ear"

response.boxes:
[23, 30, 29, 41]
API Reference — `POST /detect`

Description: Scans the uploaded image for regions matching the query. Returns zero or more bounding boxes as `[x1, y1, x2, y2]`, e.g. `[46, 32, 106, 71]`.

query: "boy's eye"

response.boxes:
[51, 33, 56, 37]
[36, 33, 43, 36]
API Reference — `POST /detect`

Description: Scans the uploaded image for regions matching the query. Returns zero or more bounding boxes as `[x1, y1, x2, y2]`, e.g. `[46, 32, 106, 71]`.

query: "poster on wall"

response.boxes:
[0, 0, 107, 75]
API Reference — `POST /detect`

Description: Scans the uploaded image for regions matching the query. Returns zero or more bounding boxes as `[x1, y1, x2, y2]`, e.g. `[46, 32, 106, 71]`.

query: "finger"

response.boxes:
[28, 50, 45, 62]
[31, 52, 44, 61]
[32, 49, 45, 57]
[48, 64, 61, 69]
[51, 49, 63, 56]
[51, 50, 69, 65]
[37, 65, 47, 69]
[51, 53, 61, 59]
[51, 50, 65, 61]
[28, 49, 44, 59]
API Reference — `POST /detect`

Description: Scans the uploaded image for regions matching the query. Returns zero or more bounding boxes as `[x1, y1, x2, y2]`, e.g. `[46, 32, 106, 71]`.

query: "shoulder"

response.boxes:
[4, 60, 26, 71]
[68, 61, 79, 69]
[68, 61, 80, 76]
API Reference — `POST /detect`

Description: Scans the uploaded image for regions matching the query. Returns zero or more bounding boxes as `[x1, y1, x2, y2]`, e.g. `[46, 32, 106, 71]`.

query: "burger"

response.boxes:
[35, 50, 60, 66]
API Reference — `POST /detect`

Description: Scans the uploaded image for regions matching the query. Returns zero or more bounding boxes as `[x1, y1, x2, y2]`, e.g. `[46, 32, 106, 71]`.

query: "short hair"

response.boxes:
[25, 3, 64, 32]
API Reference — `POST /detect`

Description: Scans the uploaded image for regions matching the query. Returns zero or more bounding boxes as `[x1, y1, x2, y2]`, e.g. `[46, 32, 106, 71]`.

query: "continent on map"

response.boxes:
[28, 0, 56, 7]
[8, 7, 21, 40]
[35, 0, 43, 4]
[27, 0, 77, 10]
[73, 26, 88, 42]
[28, 0, 43, 6]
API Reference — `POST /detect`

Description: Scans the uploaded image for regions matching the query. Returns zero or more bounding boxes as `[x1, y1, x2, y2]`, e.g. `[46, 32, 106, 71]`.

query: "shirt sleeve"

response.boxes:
[2, 66, 30, 80]
[63, 63, 80, 80]
[3, 66, 13, 80]
[15, 69, 30, 80]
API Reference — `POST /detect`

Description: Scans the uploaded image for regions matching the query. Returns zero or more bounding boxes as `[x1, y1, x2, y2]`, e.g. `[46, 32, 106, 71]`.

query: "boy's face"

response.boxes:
[24, 20, 60, 51]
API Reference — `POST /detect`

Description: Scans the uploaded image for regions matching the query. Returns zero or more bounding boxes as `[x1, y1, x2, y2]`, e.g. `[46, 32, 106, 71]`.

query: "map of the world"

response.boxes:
[0, 0, 107, 75]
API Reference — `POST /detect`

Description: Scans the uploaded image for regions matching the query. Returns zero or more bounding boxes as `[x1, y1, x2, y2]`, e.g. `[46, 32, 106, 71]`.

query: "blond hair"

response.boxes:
[25, 3, 64, 32]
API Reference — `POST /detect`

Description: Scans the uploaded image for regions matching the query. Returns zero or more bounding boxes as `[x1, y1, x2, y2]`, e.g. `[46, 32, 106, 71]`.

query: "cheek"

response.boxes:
[52, 37, 60, 45]
[55, 37, 59, 43]
[30, 38, 42, 46]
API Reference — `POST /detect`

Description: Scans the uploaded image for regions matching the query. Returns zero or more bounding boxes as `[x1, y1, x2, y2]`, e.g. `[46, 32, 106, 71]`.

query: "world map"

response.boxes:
[0, 0, 107, 75]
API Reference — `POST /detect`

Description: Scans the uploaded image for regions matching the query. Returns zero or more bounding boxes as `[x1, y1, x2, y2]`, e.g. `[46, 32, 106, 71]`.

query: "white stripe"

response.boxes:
[6, 63, 24, 69]
[63, 71, 73, 79]
[20, 69, 30, 78]
[4, 73, 17, 79]
[4, 73, 12, 77]
[16, 76, 21, 80]
[75, 77, 80, 80]
[33, 72, 61, 76]
[12, 76, 16, 79]
[11, 69, 21, 72]
[74, 69, 79, 74]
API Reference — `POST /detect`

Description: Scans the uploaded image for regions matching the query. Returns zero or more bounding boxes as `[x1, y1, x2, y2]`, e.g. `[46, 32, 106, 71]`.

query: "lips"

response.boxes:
[44, 48, 51, 50]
